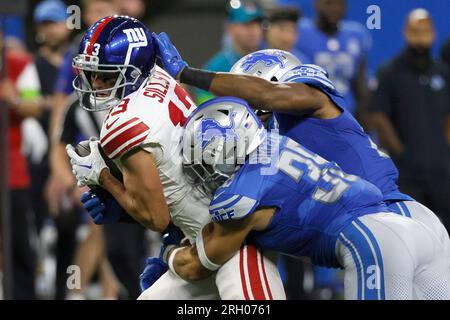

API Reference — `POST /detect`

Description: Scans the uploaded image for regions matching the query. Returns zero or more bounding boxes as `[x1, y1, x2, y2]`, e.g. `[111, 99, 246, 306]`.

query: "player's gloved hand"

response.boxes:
[80, 189, 124, 224]
[152, 32, 188, 79]
[139, 257, 168, 292]
[159, 224, 185, 262]
[66, 137, 108, 187]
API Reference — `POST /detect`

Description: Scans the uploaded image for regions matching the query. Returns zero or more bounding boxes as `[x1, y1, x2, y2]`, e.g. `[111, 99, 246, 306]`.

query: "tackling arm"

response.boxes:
[154, 32, 334, 116]
[99, 148, 170, 231]
[167, 208, 275, 281]
[181, 69, 326, 116]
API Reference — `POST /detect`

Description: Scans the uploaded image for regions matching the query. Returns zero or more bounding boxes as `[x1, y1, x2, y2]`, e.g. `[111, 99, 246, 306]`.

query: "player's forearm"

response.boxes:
[169, 246, 213, 281]
[49, 93, 67, 143]
[178, 67, 271, 106]
[51, 143, 77, 189]
[179, 67, 318, 115]
[12, 100, 44, 118]
[99, 170, 168, 231]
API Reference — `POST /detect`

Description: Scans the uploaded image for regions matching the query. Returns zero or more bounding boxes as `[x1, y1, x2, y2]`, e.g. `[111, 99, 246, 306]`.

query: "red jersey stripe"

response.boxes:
[112, 136, 148, 159]
[102, 122, 149, 156]
[259, 251, 273, 300]
[100, 117, 139, 144]
[239, 247, 250, 300]
[246, 245, 267, 300]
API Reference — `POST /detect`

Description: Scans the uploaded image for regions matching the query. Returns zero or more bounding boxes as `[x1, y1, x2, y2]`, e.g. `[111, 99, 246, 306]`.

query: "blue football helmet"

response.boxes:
[72, 15, 156, 111]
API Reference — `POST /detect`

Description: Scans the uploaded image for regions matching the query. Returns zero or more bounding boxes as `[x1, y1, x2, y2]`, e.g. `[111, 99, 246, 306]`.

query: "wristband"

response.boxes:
[179, 67, 216, 91]
[162, 244, 177, 263]
[168, 247, 183, 277]
[195, 227, 221, 271]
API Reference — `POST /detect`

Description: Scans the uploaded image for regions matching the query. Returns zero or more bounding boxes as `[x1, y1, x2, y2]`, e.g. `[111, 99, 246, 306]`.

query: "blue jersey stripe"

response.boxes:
[354, 219, 386, 300]
[398, 201, 412, 218]
[339, 233, 364, 299]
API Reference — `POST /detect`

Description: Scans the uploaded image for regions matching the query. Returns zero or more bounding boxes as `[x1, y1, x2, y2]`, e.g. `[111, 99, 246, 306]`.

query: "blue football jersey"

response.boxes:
[209, 133, 387, 267]
[296, 18, 372, 114]
[273, 64, 412, 203]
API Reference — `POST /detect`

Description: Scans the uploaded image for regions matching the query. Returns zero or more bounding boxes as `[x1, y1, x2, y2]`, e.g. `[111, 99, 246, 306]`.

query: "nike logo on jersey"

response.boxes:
[213, 191, 225, 201]
[79, 164, 93, 170]
[105, 118, 119, 130]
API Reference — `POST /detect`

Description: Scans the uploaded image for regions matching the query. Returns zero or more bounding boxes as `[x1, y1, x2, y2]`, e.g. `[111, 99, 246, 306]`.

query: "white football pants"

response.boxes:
[336, 212, 450, 300]
[138, 244, 286, 300]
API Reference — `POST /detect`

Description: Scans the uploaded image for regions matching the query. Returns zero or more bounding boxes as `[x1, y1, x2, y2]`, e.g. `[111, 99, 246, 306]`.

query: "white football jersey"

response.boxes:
[99, 66, 210, 241]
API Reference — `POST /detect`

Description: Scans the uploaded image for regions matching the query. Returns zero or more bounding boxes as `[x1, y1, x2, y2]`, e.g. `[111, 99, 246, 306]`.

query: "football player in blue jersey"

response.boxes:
[295, 0, 371, 117]
[163, 96, 450, 300]
[152, 33, 450, 265]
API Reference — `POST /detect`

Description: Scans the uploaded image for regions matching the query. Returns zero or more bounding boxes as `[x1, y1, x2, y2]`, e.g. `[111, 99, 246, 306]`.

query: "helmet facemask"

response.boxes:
[182, 97, 266, 194]
[72, 54, 143, 112]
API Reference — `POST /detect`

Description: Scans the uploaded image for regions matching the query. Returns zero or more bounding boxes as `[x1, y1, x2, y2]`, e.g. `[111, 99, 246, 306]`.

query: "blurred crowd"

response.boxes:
[0, 0, 449, 300]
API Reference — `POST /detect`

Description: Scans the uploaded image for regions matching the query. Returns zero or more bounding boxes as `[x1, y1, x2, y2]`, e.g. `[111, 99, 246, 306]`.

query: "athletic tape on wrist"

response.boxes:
[168, 247, 183, 276]
[162, 245, 176, 263]
[195, 227, 221, 271]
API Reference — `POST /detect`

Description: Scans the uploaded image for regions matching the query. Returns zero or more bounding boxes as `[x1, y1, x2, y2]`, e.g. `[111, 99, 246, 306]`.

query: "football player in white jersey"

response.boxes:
[66, 16, 285, 300]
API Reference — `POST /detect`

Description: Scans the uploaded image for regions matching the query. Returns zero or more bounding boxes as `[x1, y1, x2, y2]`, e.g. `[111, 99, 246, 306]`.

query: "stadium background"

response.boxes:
[0, 0, 449, 300]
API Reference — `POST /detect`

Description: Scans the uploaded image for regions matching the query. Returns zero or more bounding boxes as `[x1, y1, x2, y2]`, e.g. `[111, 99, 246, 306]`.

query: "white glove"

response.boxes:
[66, 138, 109, 187]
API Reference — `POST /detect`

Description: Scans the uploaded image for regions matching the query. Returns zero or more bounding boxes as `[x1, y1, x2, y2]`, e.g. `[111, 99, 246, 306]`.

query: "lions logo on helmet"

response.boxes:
[231, 49, 301, 82]
[240, 52, 286, 72]
[182, 97, 266, 193]
[72, 16, 157, 112]
[197, 112, 239, 149]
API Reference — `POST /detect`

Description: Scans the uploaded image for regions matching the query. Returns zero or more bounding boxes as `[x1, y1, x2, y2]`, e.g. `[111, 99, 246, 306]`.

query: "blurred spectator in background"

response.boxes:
[196, 0, 263, 104]
[369, 9, 450, 233]
[29, 0, 71, 234]
[263, 6, 310, 63]
[114, 0, 145, 18]
[295, 0, 371, 122]
[441, 37, 450, 68]
[0, 28, 46, 299]
[48, 0, 147, 299]
[0, 15, 26, 53]
[27, 0, 81, 300]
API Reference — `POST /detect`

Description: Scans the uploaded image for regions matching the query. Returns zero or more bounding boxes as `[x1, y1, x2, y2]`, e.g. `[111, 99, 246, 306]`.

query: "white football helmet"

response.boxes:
[230, 49, 302, 81]
[182, 96, 266, 192]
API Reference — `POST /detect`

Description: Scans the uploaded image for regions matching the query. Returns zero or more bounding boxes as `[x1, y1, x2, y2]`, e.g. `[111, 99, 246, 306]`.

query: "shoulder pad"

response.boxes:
[100, 98, 150, 159]
[280, 64, 337, 93]
[209, 192, 259, 223]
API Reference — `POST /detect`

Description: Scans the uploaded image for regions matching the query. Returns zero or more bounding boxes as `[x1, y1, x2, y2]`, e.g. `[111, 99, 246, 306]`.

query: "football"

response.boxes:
[74, 140, 91, 157]
[75, 140, 123, 182]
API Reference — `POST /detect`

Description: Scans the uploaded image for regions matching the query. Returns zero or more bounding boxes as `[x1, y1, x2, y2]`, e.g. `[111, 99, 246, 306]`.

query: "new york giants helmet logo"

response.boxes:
[240, 52, 286, 72]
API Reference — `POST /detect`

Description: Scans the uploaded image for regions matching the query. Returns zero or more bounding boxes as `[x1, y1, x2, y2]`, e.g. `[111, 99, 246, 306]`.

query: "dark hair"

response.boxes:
[266, 6, 300, 24]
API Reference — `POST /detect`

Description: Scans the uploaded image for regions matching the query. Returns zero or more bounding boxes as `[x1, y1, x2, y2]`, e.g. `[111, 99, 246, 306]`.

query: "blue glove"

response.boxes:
[159, 224, 184, 260]
[139, 257, 168, 292]
[80, 189, 124, 224]
[152, 32, 188, 78]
